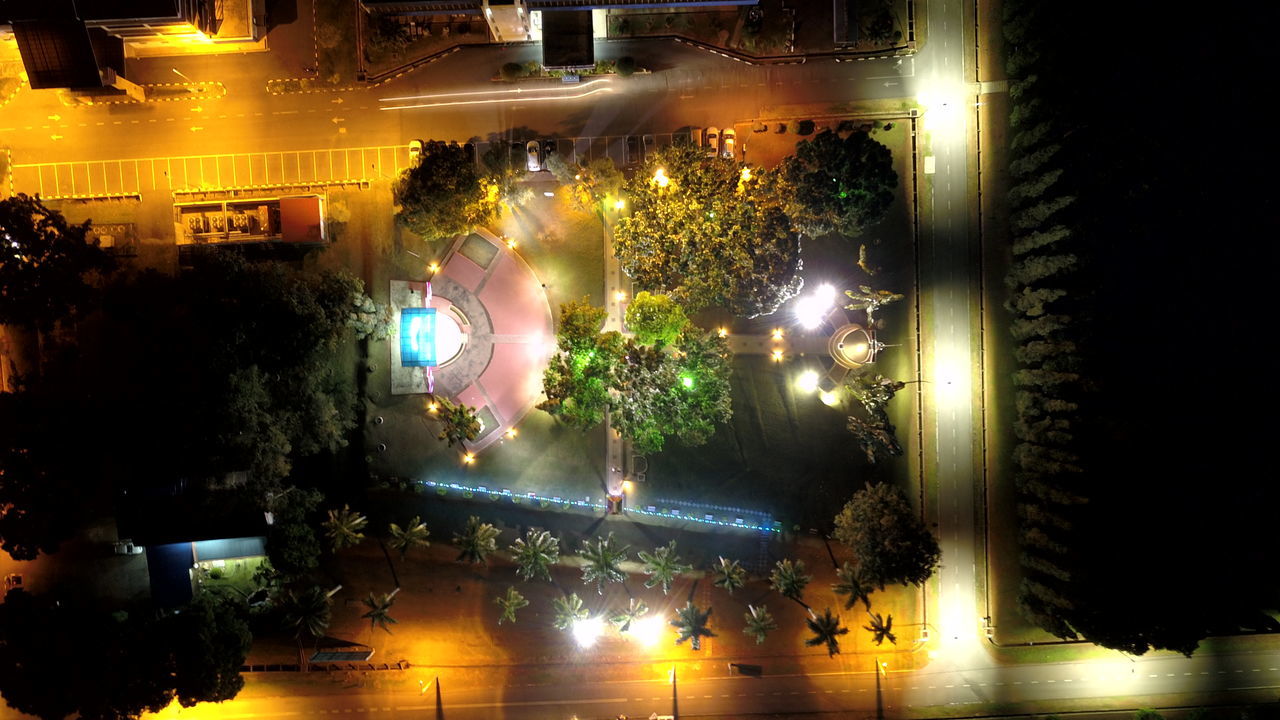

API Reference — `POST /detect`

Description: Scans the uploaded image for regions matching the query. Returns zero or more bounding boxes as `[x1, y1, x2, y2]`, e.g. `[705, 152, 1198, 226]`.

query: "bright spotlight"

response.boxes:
[653, 168, 669, 188]
[629, 615, 666, 647]
[613, 198, 626, 210]
[795, 370, 820, 393]
[793, 285, 836, 329]
[819, 390, 839, 406]
[572, 617, 604, 648]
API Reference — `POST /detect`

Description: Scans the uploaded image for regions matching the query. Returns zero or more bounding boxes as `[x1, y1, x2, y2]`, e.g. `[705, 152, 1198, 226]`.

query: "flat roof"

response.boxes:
[540, 9, 594, 70]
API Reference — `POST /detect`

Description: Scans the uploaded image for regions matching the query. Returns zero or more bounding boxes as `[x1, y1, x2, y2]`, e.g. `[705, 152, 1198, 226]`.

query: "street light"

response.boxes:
[171, 67, 192, 82]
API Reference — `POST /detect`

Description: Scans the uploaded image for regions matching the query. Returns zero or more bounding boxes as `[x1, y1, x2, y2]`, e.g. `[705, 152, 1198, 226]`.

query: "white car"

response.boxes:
[705, 127, 720, 157]
[721, 128, 736, 159]
[526, 140, 542, 172]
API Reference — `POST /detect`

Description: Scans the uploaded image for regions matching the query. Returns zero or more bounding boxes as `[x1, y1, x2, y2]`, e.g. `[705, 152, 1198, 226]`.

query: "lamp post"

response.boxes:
[171, 67, 193, 82]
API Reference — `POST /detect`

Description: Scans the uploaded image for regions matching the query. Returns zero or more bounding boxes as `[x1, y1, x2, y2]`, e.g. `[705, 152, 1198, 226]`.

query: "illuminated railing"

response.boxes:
[418, 480, 781, 533]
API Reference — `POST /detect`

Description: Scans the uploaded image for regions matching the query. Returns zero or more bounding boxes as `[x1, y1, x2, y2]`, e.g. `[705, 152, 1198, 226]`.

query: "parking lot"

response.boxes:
[7, 132, 703, 200]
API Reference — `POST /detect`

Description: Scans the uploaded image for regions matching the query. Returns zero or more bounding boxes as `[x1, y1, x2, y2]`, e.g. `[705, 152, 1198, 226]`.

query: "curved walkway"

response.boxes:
[389, 227, 553, 453]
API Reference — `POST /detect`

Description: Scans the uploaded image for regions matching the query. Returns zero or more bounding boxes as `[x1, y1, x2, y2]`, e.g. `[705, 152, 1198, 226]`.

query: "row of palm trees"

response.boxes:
[314, 508, 897, 656]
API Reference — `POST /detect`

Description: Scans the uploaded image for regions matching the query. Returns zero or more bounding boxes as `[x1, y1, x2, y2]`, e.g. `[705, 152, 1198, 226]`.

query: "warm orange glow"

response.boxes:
[717, 327, 729, 338]
[652, 168, 669, 188]
[506, 238, 518, 250]
[505, 428, 518, 439]
[771, 328, 784, 340]
[771, 349, 784, 362]
[463, 452, 476, 465]
[427, 402, 439, 413]
[615, 290, 627, 302]
[428, 262, 440, 273]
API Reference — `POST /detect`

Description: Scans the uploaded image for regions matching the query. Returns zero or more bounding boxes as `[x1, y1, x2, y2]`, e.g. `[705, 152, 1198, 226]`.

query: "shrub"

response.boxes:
[616, 56, 636, 76]
[752, 121, 768, 133]
[775, 123, 787, 133]
[208, 568, 224, 580]
[500, 62, 523, 81]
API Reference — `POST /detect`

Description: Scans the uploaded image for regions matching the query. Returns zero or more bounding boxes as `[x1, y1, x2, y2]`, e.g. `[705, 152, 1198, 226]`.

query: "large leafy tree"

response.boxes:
[0, 590, 171, 720]
[454, 516, 500, 565]
[262, 486, 323, 584]
[167, 594, 252, 706]
[0, 193, 113, 330]
[546, 154, 624, 213]
[769, 559, 812, 605]
[612, 143, 804, 317]
[509, 529, 560, 582]
[805, 608, 850, 657]
[832, 482, 941, 589]
[784, 129, 898, 237]
[96, 250, 360, 486]
[610, 331, 733, 454]
[637, 540, 693, 595]
[624, 291, 688, 346]
[579, 533, 629, 594]
[395, 140, 498, 240]
[0, 388, 94, 560]
[539, 299, 623, 430]
[671, 602, 716, 651]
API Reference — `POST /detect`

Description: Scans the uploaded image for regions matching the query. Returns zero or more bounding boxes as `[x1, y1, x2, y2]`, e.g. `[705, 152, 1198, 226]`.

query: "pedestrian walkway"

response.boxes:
[10, 144, 411, 200]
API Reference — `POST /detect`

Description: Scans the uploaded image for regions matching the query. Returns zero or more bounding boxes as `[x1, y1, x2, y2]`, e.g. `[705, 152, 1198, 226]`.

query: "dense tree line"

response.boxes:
[1001, 0, 1275, 654]
[0, 590, 251, 720]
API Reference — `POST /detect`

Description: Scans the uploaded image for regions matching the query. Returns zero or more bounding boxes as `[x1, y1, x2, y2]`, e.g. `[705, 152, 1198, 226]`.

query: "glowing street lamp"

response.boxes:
[506, 238, 518, 250]
[717, 327, 729, 338]
[679, 374, 694, 389]
[613, 198, 626, 210]
[795, 370, 820, 393]
[505, 427, 518, 439]
[571, 617, 604, 648]
[462, 452, 476, 465]
[628, 615, 666, 647]
[428, 261, 440, 274]
[771, 349, 784, 362]
[819, 390, 839, 406]
[793, 283, 837, 330]
[652, 167, 670, 188]
[614, 290, 627, 302]
[771, 328, 784, 341]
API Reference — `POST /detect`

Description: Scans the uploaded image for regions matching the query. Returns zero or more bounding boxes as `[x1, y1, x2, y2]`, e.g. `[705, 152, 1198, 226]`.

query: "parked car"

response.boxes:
[705, 127, 720, 157]
[625, 135, 640, 165]
[642, 134, 655, 157]
[721, 128, 736, 159]
[526, 140, 542, 172]
[687, 126, 703, 147]
[408, 139, 423, 166]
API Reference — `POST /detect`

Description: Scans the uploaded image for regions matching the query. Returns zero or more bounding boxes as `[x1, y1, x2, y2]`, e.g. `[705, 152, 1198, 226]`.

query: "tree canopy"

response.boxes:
[784, 129, 898, 237]
[0, 193, 113, 330]
[0, 590, 251, 720]
[624, 291, 688, 346]
[612, 143, 803, 317]
[395, 140, 499, 240]
[832, 482, 941, 589]
[540, 298, 733, 453]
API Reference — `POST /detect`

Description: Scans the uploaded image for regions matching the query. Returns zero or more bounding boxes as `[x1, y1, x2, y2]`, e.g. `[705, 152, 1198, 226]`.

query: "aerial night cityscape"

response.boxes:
[0, 0, 1273, 719]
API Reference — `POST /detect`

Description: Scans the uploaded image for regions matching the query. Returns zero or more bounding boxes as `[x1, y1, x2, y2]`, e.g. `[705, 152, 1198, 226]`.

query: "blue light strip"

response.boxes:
[419, 480, 780, 534]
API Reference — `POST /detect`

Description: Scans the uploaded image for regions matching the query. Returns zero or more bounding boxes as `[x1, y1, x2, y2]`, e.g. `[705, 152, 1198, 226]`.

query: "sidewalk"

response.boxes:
[247, 523, 924, 687]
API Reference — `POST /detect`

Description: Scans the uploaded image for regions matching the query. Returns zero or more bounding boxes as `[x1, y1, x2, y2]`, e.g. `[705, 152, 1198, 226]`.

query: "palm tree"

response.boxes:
[281, 586, 335, 640]
[863, 611, 897, 646]
[388, 516, 430, 559]
[805, 608, 849, 657]
[579, 533, 629, 594]
[323, 504, 368, 551]
[711, 556, 747, 594]
[833, 561, 873, 611]
[671, 602, 716, 651]
[742, 604, 777, 645]
[769, 558, 812, 604]
[453, 515, 500, 564]
[430, 394, 481, 447]
[495, 587, 529, 625]
[610, 598, 648, 633]
[509, 529, 560, 582]
[552, 592, 589, 630]
[362, 588, 401, 634]
[638, 541, 693, 595]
